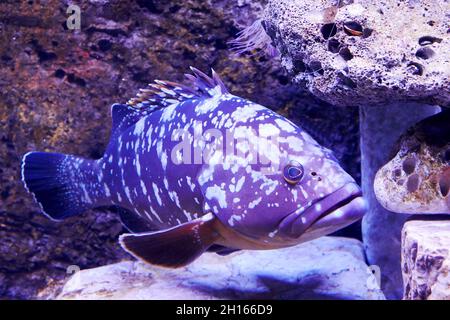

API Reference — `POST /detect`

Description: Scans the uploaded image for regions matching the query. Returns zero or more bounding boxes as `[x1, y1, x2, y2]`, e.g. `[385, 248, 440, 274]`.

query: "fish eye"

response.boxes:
[283, 160, 304, 185]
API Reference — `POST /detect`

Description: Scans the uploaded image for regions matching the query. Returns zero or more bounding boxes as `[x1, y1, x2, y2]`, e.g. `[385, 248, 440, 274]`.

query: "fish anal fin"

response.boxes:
[119, 214, 221, 268]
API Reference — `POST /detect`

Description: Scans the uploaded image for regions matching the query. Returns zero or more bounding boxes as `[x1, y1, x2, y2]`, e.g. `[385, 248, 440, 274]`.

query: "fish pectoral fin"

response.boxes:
[119, 214, 221, 268]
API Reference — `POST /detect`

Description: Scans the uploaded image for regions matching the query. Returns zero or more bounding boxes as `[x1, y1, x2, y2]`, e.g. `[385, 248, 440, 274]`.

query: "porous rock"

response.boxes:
[402, 220, 450, 300]
[265, 0, 450, 107]
[263, 0, 449, 300]
[374, 110, 450, 214]
[51, 237, 385, 300]
[360, 103, 440, 299]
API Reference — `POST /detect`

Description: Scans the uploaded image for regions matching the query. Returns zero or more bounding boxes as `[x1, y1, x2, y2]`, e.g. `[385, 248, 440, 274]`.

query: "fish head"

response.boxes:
[198, 111, 366, 247]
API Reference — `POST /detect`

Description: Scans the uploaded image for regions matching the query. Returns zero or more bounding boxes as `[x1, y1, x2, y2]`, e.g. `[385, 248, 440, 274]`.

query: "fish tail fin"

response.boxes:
[21, 151, 106, 221]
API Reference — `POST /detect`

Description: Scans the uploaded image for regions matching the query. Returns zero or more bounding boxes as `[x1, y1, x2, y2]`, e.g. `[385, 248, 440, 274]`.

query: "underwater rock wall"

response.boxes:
[47, 237, 385, 300]
[360, 103, 440, 299]
[264, 0, 449, 299]
[402, 220, 450, 300]
[0, 0, 360, 298]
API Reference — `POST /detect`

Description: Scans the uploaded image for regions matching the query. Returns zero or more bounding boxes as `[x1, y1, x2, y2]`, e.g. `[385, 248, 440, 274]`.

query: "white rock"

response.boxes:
[54, 237, 385, 300]
[265, 0, 450, 107]
[402, 220, 450, 300]
[361, 103, 440, 299]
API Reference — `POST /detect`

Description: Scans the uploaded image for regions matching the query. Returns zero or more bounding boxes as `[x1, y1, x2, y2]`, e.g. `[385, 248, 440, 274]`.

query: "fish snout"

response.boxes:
[277, 183, 366, 239]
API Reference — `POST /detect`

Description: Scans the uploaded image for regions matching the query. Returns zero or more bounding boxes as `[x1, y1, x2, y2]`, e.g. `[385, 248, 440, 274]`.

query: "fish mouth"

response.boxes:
[278, 183, 366, 240]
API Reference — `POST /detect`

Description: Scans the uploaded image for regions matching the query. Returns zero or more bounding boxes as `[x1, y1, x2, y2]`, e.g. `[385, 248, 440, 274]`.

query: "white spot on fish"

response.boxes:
[248, 196, 262, 209]
[259, 123, 280, 137]
[169, 191, 182, 209]
[228, 214, 242, 226]
[161, 151, 168, 171]
[136, 155, 141, 176]
[186, 176, 196, 192]
[81, 184, 92, 204]
[140, 181, 147, 195]
[275, 118, 296, 132]
[198, 166, 215, 185]
[205, 185, 227, 208]
[285, 136, 304, 152]
[301, 188, 309, 199]
[104, 183, 111, 197]
[149, 206, 162, 222]
[152, 183, 162, 206]
[195, 89, 222, 114]
[292, 189, 298, 202]
[235, 176, 245, 193]
[133, 119, 145, 136]
[124, 186, 133, 203]
[182, 209, 192, 221]
[161, 103, 178, 121]
[230, 106, 257, 122]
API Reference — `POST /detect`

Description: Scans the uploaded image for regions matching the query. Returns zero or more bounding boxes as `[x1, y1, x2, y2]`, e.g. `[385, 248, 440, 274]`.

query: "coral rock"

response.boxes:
[375, 110, 450, 214]
[360, 103, 440, 299]
[402, 220, 450, 300]
[265, 0, 450, 107]
[52, 237, 385, 300]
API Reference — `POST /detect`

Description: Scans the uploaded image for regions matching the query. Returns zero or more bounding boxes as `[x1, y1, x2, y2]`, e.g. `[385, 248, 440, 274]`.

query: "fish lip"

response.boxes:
[278, 182, 364, 239]
[315, 187, 363, 221]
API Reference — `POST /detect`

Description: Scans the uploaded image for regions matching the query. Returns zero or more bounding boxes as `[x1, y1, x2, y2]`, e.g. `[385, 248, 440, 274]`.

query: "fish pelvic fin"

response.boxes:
[119, 213, 221, 268]
[21, 152, 107, 221]
[126, 67, 228, 109]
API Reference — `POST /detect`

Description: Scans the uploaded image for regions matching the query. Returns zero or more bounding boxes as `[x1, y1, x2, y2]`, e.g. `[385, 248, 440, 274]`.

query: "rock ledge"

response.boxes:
[50, 237, 385, 300]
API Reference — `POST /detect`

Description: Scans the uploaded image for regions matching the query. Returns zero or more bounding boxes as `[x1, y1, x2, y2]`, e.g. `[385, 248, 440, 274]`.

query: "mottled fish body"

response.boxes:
[375, 109, 450, 214]
[22, 68, 366, 267]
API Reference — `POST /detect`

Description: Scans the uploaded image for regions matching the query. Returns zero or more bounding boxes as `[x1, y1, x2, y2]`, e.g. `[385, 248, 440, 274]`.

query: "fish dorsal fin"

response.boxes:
[110, 68, 228, 138]
[127, 67, 229, 108]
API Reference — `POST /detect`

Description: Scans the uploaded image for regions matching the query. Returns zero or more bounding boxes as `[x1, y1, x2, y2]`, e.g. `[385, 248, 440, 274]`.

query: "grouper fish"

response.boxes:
[21, 68, 366, 268]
